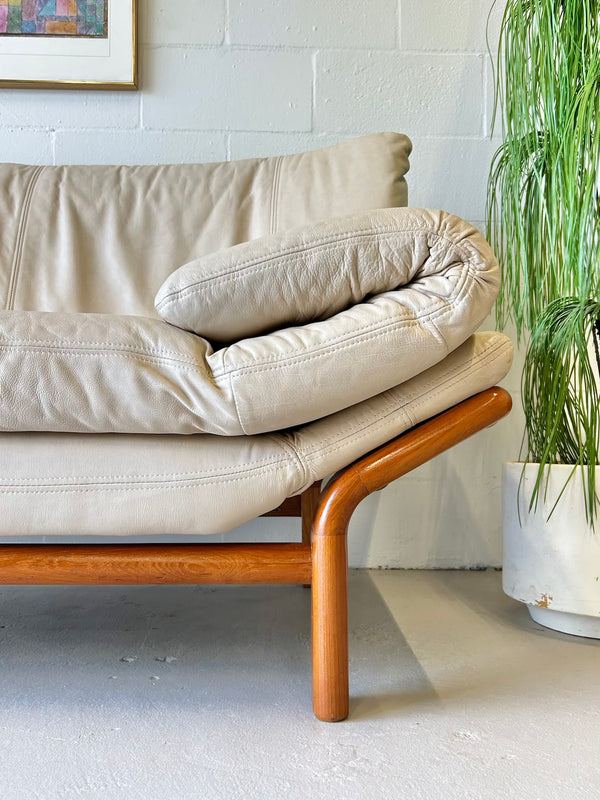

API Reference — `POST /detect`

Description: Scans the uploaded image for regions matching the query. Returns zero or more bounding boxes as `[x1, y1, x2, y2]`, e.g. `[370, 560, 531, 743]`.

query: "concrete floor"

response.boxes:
[0, 570, 599, 799]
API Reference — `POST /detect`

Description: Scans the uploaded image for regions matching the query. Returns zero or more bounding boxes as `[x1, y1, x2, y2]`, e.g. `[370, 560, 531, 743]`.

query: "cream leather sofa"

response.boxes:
[0, 133, 513, 720]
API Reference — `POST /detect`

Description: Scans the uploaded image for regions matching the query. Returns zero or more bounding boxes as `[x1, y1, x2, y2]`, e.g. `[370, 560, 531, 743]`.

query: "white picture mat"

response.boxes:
[0, 2, 134, 84]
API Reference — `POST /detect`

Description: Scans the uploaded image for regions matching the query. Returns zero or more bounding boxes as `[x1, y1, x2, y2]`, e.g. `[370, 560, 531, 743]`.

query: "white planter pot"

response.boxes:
[503, 462, 600, 638]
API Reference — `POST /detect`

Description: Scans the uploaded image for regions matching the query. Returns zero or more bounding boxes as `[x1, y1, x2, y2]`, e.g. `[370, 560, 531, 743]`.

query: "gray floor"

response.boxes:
[1, 570, 599, 799]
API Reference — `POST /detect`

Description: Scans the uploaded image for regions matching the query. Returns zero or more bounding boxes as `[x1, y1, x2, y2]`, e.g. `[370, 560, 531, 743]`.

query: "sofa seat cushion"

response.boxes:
[0, 209, 499, 436]
[0, 333, 513, 538]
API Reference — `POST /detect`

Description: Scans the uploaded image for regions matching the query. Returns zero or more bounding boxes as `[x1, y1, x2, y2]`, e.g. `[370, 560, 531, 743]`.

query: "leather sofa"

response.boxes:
[0, 132, 513, 720]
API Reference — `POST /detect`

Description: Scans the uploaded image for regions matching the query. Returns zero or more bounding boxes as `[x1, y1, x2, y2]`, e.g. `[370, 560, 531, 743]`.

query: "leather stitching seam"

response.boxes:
[5, 166, 44, 311]
[0, 461, 290, 494]
[294, 340, 512, 464]
[156, 228, 487, 306]
[212, 264, 482, 377]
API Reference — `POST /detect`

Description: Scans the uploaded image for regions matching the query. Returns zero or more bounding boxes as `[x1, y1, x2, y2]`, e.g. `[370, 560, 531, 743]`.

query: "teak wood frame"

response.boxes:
[0, 387, 511, 722]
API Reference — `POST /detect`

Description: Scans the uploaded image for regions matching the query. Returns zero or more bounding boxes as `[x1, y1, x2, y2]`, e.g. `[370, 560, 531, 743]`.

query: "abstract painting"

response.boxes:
[0, 1, 107, 38]
[0, 0, 136, 88]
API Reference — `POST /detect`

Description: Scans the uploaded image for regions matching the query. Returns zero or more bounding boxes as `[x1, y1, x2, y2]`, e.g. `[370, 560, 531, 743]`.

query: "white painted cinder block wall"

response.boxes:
[0, 0, 522, 567]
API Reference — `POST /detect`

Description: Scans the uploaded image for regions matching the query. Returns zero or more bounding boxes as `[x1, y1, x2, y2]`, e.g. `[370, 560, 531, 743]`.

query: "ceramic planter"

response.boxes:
[503, 462, 600, 638]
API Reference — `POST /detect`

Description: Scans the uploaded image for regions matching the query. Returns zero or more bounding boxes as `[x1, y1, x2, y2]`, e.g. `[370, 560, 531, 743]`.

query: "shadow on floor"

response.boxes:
[431, 569, 600, 648]
[346, 572, 440, 720]
[0, 572, 437, 720]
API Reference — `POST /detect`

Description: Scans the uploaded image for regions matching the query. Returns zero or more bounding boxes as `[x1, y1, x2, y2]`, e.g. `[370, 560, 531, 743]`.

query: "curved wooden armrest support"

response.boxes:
[318, 386, 513, 521]
[311, 386, 512, 721]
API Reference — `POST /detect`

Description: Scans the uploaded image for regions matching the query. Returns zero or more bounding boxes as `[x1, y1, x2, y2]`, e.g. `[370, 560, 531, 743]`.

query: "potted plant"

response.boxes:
[487, 0, 600, 635]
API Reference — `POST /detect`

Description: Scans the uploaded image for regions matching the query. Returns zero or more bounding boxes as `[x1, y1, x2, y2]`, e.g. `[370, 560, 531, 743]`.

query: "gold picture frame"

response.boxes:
[0, 0, 137, 90]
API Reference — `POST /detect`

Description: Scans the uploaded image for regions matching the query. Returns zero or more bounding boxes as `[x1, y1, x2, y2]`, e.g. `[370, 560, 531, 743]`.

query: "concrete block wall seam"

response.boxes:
[224, 0, 231, 46]
[227, 0, 398, 49]
[0, 1, 497, 163]
[0, 0, 518, 568]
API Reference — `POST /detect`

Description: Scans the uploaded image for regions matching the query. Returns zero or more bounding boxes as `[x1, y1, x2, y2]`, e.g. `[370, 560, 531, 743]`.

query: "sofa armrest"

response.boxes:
[155, 207, 499, 344]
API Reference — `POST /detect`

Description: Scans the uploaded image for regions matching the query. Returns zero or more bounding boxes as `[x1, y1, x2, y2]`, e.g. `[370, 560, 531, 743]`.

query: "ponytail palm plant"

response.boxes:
[487, 0, 600, 520]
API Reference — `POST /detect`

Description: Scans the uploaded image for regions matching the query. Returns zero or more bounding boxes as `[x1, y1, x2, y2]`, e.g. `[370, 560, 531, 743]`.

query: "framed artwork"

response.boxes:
[0, 0, 137, 89]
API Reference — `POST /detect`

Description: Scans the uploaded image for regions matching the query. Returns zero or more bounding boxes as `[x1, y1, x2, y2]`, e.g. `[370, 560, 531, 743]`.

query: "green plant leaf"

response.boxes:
[486, 0, 600, 521]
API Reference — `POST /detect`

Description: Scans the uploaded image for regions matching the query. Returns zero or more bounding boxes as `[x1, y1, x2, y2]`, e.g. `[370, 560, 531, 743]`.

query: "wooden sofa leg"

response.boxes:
[312, 530, 350, 721]
[310, 387, 512, 721]
[312, 472, 367, 722]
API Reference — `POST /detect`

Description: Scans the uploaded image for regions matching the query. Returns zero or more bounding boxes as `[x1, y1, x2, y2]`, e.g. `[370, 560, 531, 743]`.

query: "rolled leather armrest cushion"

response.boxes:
[155, 208, 498, 344]
[0, 209, 500, 435]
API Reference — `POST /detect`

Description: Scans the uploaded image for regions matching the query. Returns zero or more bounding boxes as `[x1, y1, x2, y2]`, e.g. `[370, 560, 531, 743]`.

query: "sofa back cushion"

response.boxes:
[0, 133, 411, 316]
